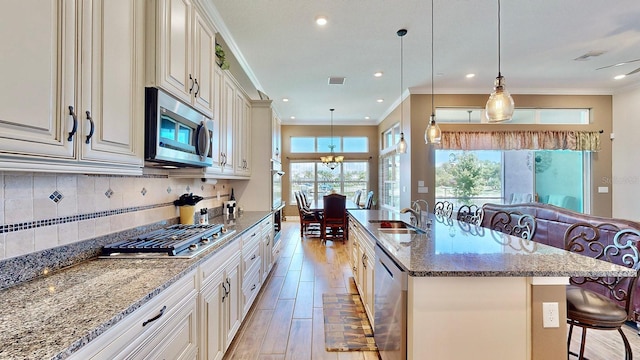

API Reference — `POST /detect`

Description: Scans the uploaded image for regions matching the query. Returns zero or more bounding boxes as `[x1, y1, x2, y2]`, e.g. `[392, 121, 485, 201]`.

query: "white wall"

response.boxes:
[612, 85, 640, 221]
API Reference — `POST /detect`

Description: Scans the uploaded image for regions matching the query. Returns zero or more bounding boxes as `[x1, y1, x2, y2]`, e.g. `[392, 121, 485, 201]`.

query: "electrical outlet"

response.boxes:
[542, 302, 559, 328]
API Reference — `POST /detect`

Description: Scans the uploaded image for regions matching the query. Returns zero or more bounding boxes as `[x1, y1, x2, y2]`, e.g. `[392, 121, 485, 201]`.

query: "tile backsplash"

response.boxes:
[0, 172, 229, 260]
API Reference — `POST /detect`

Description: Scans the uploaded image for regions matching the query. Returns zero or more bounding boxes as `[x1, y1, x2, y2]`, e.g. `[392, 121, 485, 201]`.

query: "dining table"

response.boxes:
[308, 198, 360, 211]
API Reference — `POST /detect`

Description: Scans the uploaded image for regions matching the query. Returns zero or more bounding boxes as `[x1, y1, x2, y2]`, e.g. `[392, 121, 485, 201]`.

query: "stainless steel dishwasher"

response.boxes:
[374, 245, 408, 360]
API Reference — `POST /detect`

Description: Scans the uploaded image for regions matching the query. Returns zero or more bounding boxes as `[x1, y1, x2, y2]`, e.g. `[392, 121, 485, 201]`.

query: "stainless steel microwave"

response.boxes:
[145, 87, 213, 168]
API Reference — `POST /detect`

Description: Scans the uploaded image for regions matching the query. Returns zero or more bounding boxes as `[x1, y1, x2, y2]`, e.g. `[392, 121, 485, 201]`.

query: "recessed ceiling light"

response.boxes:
[365, 116, 370, 120]
[466, 73, 476, 78]
[315, 16, 327, 26]
[376, 99, 384, 103]
[614, 74, 626, 80]
[374, 72, 383, 77]
[290, 116, 296, 119]
[282, 98, 289, 102]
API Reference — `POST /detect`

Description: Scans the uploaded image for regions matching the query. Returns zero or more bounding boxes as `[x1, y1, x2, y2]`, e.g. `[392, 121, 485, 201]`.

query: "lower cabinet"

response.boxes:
[199, 242, 242, 360]
[69, 270, 198, 360]
[349, 218, 375, 327]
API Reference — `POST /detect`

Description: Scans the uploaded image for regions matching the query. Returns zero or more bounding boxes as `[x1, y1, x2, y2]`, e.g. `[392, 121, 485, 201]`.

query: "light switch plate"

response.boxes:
[598, 186, 609, 193]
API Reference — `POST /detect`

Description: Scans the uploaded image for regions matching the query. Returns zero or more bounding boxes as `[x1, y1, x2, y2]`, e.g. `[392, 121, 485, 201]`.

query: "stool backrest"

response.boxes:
[457, 204, 484, 226]
[489, 210, 537, 240]
[434, 201, 454, 218]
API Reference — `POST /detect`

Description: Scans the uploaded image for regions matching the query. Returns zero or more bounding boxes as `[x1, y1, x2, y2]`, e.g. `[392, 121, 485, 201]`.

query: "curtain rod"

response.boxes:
[286, 156, 373, 161]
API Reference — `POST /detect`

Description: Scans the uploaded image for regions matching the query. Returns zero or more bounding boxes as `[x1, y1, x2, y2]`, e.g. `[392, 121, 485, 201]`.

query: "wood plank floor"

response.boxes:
[224, 220, 640, 360]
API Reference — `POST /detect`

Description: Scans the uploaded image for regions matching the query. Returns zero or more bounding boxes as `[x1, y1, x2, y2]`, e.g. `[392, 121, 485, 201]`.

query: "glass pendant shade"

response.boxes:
[424, 115, 442, 144]
[485, 75, 514, 123]
[320, 108, 344, 169]
[396, 132, 407, 153]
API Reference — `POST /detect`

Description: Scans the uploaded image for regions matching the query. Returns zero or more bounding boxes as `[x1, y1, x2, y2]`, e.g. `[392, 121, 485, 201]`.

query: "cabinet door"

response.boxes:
[80, 0, 143, 166]
[158, 0, 192, 103]
[200, 271, 225, 360]
[364, 249, 375, 326]
[191, 10, 215, 117]
[0, 0, 76, 159]
[221, 75, 235, 173]
[262, 232, 273, 282]
[224, 254, 242, 349]
[272, 113, 282, 161]
[204, 66, 224, 175]
[234, 92, 251, 176]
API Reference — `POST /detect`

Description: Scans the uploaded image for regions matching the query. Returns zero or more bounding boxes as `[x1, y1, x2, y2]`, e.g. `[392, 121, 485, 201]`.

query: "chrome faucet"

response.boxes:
[400, 207, 420, 227]
[401, 199, 430, 228]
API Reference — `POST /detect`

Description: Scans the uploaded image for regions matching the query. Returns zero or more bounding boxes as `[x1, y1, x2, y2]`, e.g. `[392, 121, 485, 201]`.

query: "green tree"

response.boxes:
[449, 152, 482, 200]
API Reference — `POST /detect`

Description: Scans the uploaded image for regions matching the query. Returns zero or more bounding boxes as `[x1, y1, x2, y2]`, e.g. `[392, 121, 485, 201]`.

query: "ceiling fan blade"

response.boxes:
[626, 66, 640, 76]
[595, 58, 640, 70]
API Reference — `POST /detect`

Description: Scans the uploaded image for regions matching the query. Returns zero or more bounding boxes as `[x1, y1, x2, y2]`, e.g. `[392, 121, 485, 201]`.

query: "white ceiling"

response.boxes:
[206, 0, 640, 125]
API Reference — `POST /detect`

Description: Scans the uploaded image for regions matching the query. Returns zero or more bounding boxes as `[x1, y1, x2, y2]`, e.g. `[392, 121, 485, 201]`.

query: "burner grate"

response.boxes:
[103, 224, 224, 256]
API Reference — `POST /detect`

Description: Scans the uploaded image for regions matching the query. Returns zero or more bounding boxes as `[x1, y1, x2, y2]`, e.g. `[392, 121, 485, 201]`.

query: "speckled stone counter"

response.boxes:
[0, 211, 270, 360]
[347, 209, 636, 278]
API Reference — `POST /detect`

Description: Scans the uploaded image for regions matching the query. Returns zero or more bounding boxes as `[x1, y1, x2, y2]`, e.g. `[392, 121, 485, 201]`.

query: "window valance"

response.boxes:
[440, 130, 601, 151]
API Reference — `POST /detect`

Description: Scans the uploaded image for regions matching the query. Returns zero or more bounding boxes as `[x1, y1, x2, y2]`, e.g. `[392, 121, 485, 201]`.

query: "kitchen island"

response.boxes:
[347, 209, 636, 360]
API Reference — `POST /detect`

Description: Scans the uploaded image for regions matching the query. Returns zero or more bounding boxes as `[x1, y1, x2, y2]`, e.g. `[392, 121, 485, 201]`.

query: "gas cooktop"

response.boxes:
[101, 223, 235, 259]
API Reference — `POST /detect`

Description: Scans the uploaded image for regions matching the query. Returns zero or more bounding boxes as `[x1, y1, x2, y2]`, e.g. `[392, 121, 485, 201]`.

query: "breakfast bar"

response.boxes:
[347, 209, 636, 360]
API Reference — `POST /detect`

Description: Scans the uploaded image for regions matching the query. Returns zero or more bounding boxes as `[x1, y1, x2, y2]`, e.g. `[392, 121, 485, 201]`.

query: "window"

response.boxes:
[380, 152, 400, 211]
[382, 124, 401, 149]
[290, 161, 369, 204]
[435, 149, 588, 212]
[290, 136, 368, 153]
[435, 108, 589, 124]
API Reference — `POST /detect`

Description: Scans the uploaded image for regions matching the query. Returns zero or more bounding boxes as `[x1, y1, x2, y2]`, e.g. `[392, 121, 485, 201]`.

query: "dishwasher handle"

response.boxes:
[379, 257, 394, 279]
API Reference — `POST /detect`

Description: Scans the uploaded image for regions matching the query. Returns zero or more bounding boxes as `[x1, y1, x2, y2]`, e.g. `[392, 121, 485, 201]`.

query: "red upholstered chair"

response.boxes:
[321, 193, 347, 243]
[564, 222, 640, 360]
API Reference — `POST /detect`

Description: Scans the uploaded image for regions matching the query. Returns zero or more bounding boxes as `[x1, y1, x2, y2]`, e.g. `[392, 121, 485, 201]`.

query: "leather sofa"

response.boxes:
[481, 202, 640, 323]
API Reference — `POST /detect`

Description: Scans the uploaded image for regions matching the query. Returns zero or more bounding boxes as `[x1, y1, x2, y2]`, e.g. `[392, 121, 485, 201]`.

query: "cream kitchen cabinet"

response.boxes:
[199, 241, 242, 360]
[235, 91, 252, 176]
[349, 217, 375, 326]
[69, 270, 199, 360]
[272, 113, 282, 161]
[147, 0, 216, 118]
[0, 0, 144, 174]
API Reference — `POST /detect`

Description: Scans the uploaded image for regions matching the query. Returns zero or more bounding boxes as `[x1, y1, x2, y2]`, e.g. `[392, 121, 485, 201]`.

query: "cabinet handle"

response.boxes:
[251, 284, 256, 291]
[85, 111, 94, 144]
[250, 254, 256, 261]
[194, 78, 200, 97]
[221, 281, 228, 302]
[189, 74, 195, 94]
[142, 305, 166, 327]
[225, 278, 231, 295]
[67, 106, 78, 141]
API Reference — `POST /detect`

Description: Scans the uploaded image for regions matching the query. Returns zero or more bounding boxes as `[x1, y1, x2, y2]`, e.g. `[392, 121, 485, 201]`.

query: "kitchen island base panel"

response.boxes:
[407, 276, 567, 360]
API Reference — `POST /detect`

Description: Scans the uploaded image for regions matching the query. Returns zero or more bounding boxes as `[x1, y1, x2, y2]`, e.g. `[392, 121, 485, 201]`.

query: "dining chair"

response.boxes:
[456, 204, 484, 226]
[363, 191, 374, 209]
[294, 191, 322, 238]
[352, 190, 362, 208]
[488, 210, 536, 240]
[321, 193, 347, 243]
[564, 222, 640, 360]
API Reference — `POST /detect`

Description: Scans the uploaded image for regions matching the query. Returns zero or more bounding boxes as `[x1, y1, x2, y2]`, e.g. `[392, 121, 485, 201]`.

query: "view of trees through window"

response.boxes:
[435, 150, 503, 209]
[290, 161, 368, 205]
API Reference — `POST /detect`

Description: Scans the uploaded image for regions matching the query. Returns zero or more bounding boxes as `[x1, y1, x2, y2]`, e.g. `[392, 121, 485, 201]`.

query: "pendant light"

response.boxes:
[320, 108, 344, 170]
[425, 0, 441, 144]
[485, 0, 514, 123]
[396, 29, 408, 154]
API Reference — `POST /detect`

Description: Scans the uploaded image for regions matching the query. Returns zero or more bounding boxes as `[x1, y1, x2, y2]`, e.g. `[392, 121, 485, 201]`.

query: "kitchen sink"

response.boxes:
[369, 220, 426, 234]
[369, 220, 410, 228]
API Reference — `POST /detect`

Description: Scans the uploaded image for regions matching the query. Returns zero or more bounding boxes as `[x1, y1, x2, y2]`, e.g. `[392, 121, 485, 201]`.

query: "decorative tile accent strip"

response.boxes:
[49, 190, 64, 203]
[0, 196, 218, 234]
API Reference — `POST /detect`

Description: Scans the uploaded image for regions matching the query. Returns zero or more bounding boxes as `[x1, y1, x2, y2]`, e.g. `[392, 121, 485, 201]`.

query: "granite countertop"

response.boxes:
[0, 211, 270, 360]
[347, 209, 637, 278]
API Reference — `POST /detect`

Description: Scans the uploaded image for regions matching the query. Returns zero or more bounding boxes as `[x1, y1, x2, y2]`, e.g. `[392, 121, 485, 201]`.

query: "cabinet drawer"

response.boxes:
[128, 294, 198, 360]
[242, 227, 261, 249]
[70, 270, 197, 360]
[242, 240, 261, 277]
[200, 240, 241, 287]
[241, 267, 261, 317]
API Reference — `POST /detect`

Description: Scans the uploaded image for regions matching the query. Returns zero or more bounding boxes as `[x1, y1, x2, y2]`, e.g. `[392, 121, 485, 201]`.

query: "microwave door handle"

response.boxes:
[195, 121, 211, 160]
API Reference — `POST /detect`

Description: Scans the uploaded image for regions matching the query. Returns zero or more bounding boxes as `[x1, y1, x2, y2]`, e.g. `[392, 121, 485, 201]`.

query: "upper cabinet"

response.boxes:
[235, 91, 251, 176]
[148, 0, 216, 118]
[0, 0, 144, 174]
[272, 113, 282, 162]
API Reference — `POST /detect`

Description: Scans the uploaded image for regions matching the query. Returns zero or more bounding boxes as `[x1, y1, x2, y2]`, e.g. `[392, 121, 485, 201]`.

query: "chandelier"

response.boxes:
[320, 108, 344, 170]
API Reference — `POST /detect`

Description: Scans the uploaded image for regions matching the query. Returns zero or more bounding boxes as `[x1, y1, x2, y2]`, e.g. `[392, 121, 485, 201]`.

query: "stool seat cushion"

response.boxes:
[566, 285, 628, 327]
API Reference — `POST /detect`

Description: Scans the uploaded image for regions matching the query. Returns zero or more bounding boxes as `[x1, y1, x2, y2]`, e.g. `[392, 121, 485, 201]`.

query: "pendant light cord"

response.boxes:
[400, 31, 404, 132]
[497, 0, 502, 77]
[431, 0, 434, 116]
[330, 108, 334, 150]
